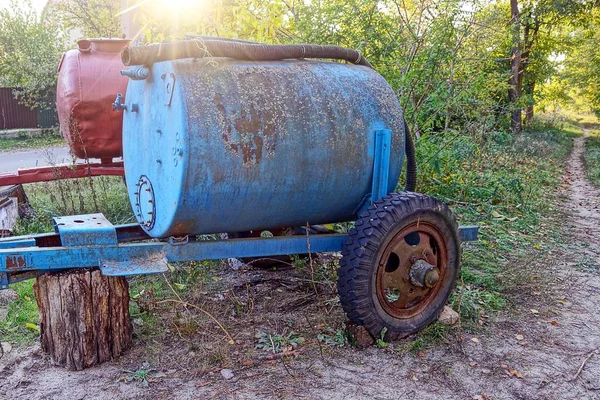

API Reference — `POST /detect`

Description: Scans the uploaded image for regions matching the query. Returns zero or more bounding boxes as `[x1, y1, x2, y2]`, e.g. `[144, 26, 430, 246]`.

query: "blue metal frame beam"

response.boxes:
[0, 234, 349, 275]
[0, 226, 478, 281]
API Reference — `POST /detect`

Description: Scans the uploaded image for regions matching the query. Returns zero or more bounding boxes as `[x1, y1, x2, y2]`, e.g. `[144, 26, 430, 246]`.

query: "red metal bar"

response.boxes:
[0, 162, 124, 186]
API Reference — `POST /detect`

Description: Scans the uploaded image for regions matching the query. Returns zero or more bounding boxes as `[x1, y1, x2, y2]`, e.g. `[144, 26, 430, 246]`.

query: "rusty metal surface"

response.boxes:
[376, 223, 448, 319]
[122, 58, 405, 237]
[0, 162, 124, 186]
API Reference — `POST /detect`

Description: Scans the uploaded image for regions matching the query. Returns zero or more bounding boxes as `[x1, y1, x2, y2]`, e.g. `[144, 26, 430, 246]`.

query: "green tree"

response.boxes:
[0, 0, 66, 109]
[46, 0, 121, 39]
[561, 8, 600, 114]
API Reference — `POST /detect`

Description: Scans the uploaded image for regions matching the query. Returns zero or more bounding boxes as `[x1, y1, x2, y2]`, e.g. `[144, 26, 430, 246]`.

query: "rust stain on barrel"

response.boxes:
[213, 93, 277, 166]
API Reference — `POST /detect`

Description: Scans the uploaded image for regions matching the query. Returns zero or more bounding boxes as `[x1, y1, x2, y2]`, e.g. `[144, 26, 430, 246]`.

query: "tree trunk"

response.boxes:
[509, 0, 522, 133]
[33, 269, 132, 371]
[525, 104, 534, 124]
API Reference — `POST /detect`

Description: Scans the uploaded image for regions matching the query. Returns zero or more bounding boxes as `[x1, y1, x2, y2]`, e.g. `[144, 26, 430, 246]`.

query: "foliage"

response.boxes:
[415, 116, 576, 322]
[0, 129, 65, 151]
[44, 0, 122, 39]
[584, 130, 600, 186]
[561, 8, 600, 115]
[255, 331, 305, 353]
[0, 0, 66, 109]
[317, 327, 348, 347]
[14, 177, 133, 236]
[0, 280, 39, 345]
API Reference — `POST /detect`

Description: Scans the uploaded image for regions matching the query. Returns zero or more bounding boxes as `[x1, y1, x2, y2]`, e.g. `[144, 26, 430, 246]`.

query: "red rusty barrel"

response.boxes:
[56, 39, 130, 160]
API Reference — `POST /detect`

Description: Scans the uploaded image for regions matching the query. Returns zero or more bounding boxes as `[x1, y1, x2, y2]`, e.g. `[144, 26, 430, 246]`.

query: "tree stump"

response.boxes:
[33, 269, 132, 370]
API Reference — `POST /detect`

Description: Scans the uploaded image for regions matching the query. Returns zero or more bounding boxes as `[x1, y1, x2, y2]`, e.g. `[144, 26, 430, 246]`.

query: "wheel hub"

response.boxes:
[375, 222, 448, 319]
[409, 259, 440, 288]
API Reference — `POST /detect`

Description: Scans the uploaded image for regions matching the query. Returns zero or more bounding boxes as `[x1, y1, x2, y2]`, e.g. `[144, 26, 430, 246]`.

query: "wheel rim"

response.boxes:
[375, 221, 449, 319]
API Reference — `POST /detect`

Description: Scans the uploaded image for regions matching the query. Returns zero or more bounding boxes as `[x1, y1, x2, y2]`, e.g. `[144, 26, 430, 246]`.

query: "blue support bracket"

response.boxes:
[54, 214, 118, 246]
[100, 252, 169, 276]
[371, 129, 392, 203]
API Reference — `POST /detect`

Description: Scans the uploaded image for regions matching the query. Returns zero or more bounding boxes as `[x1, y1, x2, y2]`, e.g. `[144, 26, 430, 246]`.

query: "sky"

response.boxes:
[0, 0, 47, 15]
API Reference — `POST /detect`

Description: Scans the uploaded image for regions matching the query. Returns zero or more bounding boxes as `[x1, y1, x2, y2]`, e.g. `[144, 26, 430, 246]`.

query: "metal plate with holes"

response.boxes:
[53, 213, 117, 246]
[100, 252, 168, 276]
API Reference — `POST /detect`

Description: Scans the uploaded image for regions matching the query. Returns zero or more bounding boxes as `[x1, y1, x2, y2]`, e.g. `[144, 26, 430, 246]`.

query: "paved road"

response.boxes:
[0, 147, 104, 173]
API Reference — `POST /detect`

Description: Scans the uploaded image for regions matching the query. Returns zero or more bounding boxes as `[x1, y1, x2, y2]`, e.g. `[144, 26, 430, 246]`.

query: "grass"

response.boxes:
[0, 280, 39, 344]
[14, 176, 133, 236]
[584, 129, 600, 186]
[410, 115, 578, 328]
[0, 129, 66, 151]
[0, 116, 580, 362]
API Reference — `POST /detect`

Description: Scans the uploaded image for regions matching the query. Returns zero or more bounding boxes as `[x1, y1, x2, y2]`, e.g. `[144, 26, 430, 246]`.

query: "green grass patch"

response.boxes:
[14, 176, 134, 236]
[0, 280, 39, 344]
[584, 131, 600, 186]
[412, 120, 577, 324]
[0, 129, 66, 151]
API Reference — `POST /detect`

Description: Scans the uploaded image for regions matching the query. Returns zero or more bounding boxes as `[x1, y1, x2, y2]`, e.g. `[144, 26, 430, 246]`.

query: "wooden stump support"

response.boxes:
[33, 269, 132, 370]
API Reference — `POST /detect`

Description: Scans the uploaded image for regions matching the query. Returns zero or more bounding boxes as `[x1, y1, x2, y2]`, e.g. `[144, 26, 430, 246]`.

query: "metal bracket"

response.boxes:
[54, 214, 117, 246]
[100, 252, 168, 276]
[371, 129, 392, 203]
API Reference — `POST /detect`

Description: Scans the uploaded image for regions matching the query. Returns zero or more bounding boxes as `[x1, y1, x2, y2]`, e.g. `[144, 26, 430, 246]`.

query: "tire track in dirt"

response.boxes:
[564, 133, 600, 263]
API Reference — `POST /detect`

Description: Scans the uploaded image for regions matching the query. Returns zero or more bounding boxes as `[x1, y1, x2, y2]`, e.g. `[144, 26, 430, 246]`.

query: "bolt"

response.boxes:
[156, 159, 162, 164]
[410, 255, 418, 263]
[156, 129, 162, 135]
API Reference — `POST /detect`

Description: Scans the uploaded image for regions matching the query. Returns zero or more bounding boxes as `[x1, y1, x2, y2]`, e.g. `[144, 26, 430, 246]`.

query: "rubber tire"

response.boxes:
[337, 192, 460, 341]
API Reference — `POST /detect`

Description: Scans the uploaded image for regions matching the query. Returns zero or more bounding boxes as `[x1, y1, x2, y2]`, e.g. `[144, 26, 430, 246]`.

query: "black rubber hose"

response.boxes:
[121, 40, 374, 68]
[404, 119, 417, 192]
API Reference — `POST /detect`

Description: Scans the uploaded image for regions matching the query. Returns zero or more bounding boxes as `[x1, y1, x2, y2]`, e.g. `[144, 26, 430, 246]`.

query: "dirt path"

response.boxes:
[1, 135, 600, 400]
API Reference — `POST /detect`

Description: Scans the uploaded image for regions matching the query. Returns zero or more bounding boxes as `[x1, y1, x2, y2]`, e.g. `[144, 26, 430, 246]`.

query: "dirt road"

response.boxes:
[1, 136, 599, 399]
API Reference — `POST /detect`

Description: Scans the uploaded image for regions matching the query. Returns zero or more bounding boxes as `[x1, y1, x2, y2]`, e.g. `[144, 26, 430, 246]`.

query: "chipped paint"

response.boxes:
[122, 58, 406, 237]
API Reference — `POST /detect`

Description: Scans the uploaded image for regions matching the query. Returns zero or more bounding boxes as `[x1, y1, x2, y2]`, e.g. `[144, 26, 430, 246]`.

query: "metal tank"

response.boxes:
[121, 58, 405, 238]
[57, 39, 130, 160]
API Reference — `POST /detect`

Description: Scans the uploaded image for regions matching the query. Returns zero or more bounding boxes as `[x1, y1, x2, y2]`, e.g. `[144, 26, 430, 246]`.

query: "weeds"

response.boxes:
[14, 176, 133, 236]
[255, 331, 305, 353]
[317, 327, 348, 347]
[409, 114, 576, 331]
[0, 280, 39, 344]
[584, 131, 600, 186]
[0, 129, 65, 151]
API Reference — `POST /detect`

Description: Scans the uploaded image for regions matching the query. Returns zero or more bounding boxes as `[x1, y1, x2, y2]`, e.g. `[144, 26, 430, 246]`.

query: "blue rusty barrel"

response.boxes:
[122, 58, 405, 237]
